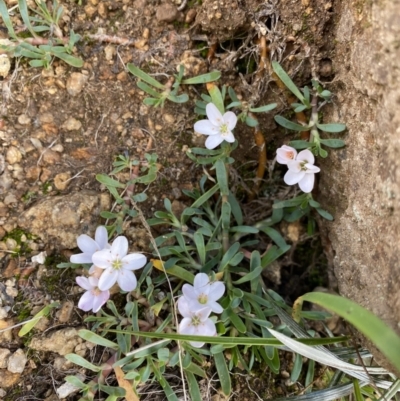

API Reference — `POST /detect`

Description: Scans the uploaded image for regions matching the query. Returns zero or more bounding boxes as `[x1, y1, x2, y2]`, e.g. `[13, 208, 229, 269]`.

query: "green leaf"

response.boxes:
[232, 267, 262, 285]
[289, 140, 311, 150]
[191, 184, 219, 208]
[96, 174, 125, 188]
[215, 159, 229, 195]
[182, 70, 221, 84]
[219, 242, 240, 271]
[18, 0, 38, 37]
[78, 329, 118, 349]
[214, 352, 231, 395]
[228, 192, 243, 225]
[316, 208, 333, 220]
[53, 52, 84, 68]
[127, 63, 165, 89]
[273, 195, 307, 208]
[272, 61, 305, 102]
[137, 81, 161, 97]
[18, 302, 60, 337]
[291, 353, 303, 382]
[316, 123, 346, 133]
[207, 84, 224, 114]
[227, 309, 246, 333]
[194, 231, 206, 265]
[298, 292, 400, 373]
[0, 0, 17, 39]
[186, 371, 202, 401]
[353, 379, 363, 401]
[319, 147, 328, 158]
[102, 328, 347, 347]
[294, 104, 308, 112]
[168, 93, 189, 103]
[320, 139, 346, 148]
[29, 59, 47, 68]
[132, 193, 147, 202]
[249, 103, 277, 113]
[261, 244, 290, 267]
[259, 226, 288, 249]
[230, 226, 259, 234]
[275, 115, 310, 131]
[65, 354, 102, 372]
[221, 201, 231, 231]
[64, 375, 87, 390]
[245, 115, 258, 127]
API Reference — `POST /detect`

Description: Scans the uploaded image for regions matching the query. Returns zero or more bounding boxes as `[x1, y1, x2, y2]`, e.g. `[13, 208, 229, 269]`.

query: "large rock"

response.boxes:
[318, 0, 400, 373]
[18, 191, 110, 249]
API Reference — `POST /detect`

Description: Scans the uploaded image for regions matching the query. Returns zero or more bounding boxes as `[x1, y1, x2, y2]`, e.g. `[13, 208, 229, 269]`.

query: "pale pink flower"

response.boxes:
[178, 297, 216, 348]
[284, 149, 320, 193]
[194, 103, 237, 149]
[276, 145, 298, 164]
[182, 273, 225, 313]
[76, 276, 110, 313]
[92, 236, 146, 292]
[70, 226, 110, 264]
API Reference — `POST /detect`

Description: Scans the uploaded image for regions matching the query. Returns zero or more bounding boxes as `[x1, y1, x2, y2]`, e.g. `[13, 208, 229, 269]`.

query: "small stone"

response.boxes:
[41, 149, 61, 165]
[56, 374, 85, 399]
[0, 54, 11, 78]
[5, 238, 17, 251]
[0, 370, 20, 388]
[57, 300, 74, 323]
[117, 71, 128, 81]
[0, 308, 8, 319]
[97, 2, 108, 18]
[62, 116, 82, 131]
[39, 112, 54, 124]
[66, 73, 88, 96]
[8, 349, 28, 373]
[185, 9, 197, 23]
[163, 113, 175, 124]
[52, 144, 64, 153]
[0, 388, 6, 398]
[0, 169, 13, 193]
[6, 146, 22, 165]
[40, 168, 52, 183]
[25, 166, 42, 182]
[156, 3, 178, 23]
[54, 172, 71, 191]
[104, 45, 116, 61]
[18, 114, 31, 125]
[84, 4, 97, 17]
[142, 28, 150, 39]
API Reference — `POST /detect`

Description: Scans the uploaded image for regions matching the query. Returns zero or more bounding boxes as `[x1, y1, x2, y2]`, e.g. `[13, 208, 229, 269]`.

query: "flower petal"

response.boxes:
[178, 296, 191, 318]
[76, 235, 98, 255]
[196, 306, 212, 321]
[208, 300, 223, 314]
[297, 149, 315, 164]
[224, 131, 235, 143]
[206, 103, 223, 125]
[193, 273, 209, 291]
[305, 163, 320, 173]
[122, 253, 147, 270]
[208, 281, 225, 301]
[98, 268, 119, 290]
[189, 341, 205, 348]
[78, 291, 94, 312]
[88, 276, 99, 287]
[205, 134, 224, 149]
[179, 318, 196, 335]
[287, 160, 302, 172]
[92, 291, 110, 313]
[70, 253, 93, 264]
[92, 249, 113, 269]
[200, 319, 217, 336]
[276, 145, 297, 164]
[182, 284, 198, 301]
[299, 173, 315, 193]
[95, 226, 109, 250]
[284, 170, 305, 185]
[223, 111, 237, 130]
[76, 276, 93, 291]
[117, 269, 138, 292]
[194, 120, 219, 136]
[111, 236, 128, 258]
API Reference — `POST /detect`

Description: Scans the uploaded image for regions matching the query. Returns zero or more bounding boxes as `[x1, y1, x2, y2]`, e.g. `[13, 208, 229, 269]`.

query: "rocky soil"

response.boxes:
[0, 0, 399, 399]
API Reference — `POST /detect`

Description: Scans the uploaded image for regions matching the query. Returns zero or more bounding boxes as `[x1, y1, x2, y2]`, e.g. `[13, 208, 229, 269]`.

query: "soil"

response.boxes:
[0, 0, 394, 400]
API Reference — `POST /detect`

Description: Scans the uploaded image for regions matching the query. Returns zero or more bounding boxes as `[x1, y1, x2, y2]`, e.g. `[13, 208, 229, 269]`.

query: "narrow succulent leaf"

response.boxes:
[272, 61, 305, 102]
[65, 354, 102, 372]
[96, 174, 125, 188]
[54, 52, 84, 68]
[186, 371, 202, 401]
[18, 0, 38, 37]
[0, 0, 17, 38]
[316, 208, 333, 221]
[275, 115, 310, 131]
[168, 93, 189, 103]
[316, 123, 346, 133]
[127, 63, 165, 89]
[249, 103, 277, 113]
[320, 139, 346, 148]
[18, 302, 60, 337]
[214, 352, 231, 395]
[207, 83, 224, 114]
[78, 329, 118, 349]
[182, 70, 221, 84]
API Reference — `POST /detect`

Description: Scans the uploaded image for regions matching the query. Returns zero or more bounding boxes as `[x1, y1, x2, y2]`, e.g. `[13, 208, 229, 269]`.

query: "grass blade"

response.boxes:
[127, 63, 165, 90]
[0, 0, 17, 39]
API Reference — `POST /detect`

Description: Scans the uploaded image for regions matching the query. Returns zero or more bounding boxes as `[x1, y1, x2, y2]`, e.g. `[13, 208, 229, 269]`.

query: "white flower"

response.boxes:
[92, 236, 146, 291]
[178, 296, 217, 348]
[182, 273, 225, 313]
[70, 226, 110, 264]
[76, 276, 110, 313]
[194, 103, 237, 149]
[276, 145, 297, 164]
[284, 149, 320, 193]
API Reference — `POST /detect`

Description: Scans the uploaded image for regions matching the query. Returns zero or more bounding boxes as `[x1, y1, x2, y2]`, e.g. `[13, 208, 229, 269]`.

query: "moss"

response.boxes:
[3, 228, 35, 257]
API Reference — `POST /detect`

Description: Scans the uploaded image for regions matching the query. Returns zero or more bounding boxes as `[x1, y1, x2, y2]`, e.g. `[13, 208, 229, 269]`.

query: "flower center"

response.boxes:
[111, 259, 123, 270]
[191, 315, 201, 327]
[286, 151, 295, 160]
[219, 123, 229, 137]
[300, 161, 309, 171]
[197, 293, 208, 304]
